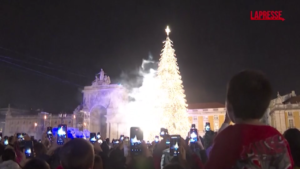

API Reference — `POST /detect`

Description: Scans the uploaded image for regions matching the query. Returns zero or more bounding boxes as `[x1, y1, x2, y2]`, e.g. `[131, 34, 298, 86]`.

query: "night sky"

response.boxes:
[0, 1, 299, 113]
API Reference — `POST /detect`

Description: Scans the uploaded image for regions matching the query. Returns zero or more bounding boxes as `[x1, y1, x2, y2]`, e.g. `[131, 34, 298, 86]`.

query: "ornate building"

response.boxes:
[0, 106, 31, 134]
[1, 69, 127, 139]
[187, 103, 226, 136]
[73, 69, 128, 139]
[2, 106, 75, 139]
[186, 91, 300, 136]
[268, 91, 300, 133]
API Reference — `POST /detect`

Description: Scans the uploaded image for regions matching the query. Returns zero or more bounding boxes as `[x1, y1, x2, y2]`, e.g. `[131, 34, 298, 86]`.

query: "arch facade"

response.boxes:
[75, 83, 128, 139]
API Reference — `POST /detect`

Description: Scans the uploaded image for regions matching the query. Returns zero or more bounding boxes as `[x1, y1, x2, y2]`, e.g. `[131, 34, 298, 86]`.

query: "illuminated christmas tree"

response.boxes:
[157, 26, 190, 137]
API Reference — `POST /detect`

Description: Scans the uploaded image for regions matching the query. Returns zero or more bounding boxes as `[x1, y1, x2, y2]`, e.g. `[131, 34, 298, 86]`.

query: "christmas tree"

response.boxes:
[157, 26, 190, 137]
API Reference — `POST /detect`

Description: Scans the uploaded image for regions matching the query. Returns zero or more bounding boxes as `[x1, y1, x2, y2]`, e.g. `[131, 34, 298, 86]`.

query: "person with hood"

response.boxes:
[0, 148, 21, 169]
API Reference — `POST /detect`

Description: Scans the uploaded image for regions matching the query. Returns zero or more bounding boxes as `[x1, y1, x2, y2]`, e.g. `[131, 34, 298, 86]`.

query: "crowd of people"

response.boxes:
[0, 70, 300, 169]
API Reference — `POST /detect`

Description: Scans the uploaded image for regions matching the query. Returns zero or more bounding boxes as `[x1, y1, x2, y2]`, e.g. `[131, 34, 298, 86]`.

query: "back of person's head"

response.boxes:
[32, 140, 38, 145]
[2, 148, 16, 161]
[93, 155, 103, 169]
[0, 144, 5, 156]
[48, 147, 62, 169]
[23, 158, 50, 169]
[163, 163, 184, 169]
[203, 130, 215, 149]
[284, 128, 300, 167]
[227, 70, 272, 120]
[60, 138, 94, 169]
[101, 141, 109, 154]
[109, 148, 125, 169]
[34, 142, 47, 157]
[8, 136, 15, 144]
[105, 138, 109, 143]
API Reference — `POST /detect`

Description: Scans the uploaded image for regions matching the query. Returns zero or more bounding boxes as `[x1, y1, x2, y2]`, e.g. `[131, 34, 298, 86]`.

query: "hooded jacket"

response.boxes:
[0, 160, 21, 169]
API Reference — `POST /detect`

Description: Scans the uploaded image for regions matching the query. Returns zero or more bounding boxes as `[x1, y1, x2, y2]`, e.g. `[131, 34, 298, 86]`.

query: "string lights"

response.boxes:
[157, 26, 190, 137]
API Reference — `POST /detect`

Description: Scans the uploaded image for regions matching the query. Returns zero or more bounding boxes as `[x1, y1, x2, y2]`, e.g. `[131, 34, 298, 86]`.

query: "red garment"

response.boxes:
[15, 148, 22, 164]
[205, 124, 294, 169]
[56, 165, 63, 169]
[153, 154, 162, 169]
[191, 153, 204, 168]
[8, 144, 22, 164]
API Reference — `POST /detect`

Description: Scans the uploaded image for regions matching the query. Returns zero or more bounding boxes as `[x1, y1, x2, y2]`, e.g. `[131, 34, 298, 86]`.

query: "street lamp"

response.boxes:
[43, 115, 47, 132]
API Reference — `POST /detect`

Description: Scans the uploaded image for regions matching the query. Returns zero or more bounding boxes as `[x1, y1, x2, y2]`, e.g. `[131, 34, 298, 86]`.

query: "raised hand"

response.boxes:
[24, 134, 31, 141]
[196, 138, 204, 150]
[93, 141, 103, 153]
[142, 141, 152, 158]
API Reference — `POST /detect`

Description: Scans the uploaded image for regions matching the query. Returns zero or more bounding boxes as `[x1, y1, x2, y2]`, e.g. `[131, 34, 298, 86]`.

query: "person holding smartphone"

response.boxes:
[202, 123, 215, 150]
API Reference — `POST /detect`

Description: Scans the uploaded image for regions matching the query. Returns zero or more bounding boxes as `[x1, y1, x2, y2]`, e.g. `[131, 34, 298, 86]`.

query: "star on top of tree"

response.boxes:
[165, 26, 171, 36]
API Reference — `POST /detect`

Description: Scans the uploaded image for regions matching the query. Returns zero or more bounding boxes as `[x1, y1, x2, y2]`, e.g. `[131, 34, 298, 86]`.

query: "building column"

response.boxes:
[274, 112, 280, 132]
[106, 122, 110, 139]
[268, 113, 272, 126]
[279, 111, 286, 133]
[111, 123, 118, 139]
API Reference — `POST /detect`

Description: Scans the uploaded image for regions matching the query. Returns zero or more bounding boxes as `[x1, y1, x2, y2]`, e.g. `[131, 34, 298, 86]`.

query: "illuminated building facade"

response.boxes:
[187, 91, 300, 136]
[268, 91, 300, 133]
[1, 106, 75, 139]
[187, 103, 226, 136]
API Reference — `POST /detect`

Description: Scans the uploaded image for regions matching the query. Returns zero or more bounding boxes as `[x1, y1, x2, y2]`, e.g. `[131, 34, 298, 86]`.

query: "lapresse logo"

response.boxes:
[250, 11, 285, 21]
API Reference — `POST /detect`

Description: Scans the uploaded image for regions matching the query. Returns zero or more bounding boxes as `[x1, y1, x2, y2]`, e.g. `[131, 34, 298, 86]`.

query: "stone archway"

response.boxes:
[79, 79, 128, 140]
[90, 106, 107, 138]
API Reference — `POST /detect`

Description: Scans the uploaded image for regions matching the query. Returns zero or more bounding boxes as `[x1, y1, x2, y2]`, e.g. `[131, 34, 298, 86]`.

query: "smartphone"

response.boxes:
[17, 133, 25, 141]
[120, 135, 124, 141]
[205, 122, 211, 132]
[191, 124, 196, 129]
[155, 136, 159, 143]
[90, 133, 97, 143]
[166, 137, 170, 145]
[97, 139, 103, 144]
[24, 141, 34, 158]
[113, 139, 120, 145]
[170, 135, 180, 156]
[4, 136, 8, 145]
[130, 127, 143, 155]
[47, 127, 53, 138]
[160, 128, 166, 137]
[96, 132, 101, 139]
[57, 124, 67, 145]
[190, 129, 198, 143]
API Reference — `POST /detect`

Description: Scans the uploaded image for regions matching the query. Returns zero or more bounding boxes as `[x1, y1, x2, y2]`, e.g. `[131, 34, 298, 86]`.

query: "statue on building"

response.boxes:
[104, 75, 107, 82]
[92, 76, 98, 86]
[104, 75, 111, 85]
[91, 69, 111, 85]
[107, 76, 111, 84]
[99, 69, 105, 81]
[291, 91, 296, 97]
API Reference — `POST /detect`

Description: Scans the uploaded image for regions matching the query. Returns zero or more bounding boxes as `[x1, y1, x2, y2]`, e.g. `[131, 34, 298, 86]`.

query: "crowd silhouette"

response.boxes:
[0, 70, 298, 169]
